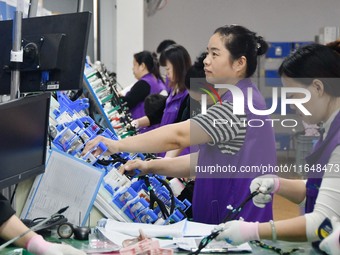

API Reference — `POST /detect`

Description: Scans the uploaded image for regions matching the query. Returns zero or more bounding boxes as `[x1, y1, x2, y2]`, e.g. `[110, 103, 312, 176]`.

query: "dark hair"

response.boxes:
[134, 51, 163, 82]
[278, 41, 340, 97]
[159, 44, 192, 91]
[144, 94, 167, 119]
[185, 52, 207, 91]
[214, 25, 268, 77]
[156, 39, 176, 54]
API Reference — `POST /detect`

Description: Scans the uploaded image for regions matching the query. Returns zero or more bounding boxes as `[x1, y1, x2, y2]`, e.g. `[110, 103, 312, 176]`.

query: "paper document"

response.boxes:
[100, 219, 252, 252]
[97, 227, 133, 247]
[21, 149, 104, 225]
[183, 221, 216, 236]
[103, 218, 186, 238]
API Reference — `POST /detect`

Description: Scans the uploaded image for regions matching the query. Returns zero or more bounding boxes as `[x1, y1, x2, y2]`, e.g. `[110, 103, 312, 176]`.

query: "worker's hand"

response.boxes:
[81, 135, 118, 157]
[250, 175, 280, 208]
[214, 221, 259, 246]
[122, 229, 149, 247]
[27, 235, 86, 255]
[320, 217, 340, 255]
[119, 159, 150, 176]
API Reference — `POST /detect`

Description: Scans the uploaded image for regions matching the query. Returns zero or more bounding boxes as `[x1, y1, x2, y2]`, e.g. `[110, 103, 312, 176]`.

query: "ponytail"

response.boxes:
[151, 52, 163, 82]
[256, 36, 268, 56]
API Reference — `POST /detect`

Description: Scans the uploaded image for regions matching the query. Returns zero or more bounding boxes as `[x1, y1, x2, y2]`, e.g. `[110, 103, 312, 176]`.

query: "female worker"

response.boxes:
[82, 25, 276, 224]
[133, 45, 191, 145]
[213, 41, 340, 255]
[121, 51, 166, 133]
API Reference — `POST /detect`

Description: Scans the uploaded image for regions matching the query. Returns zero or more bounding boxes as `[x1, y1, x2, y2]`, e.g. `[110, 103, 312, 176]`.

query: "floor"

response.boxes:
[273, 194, 301, 220]
[272, 155, 303, 220]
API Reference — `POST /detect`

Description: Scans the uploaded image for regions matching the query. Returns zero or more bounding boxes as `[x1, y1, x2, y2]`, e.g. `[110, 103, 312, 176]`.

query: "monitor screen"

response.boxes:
[0, 12, 91, 94]
[0, 93, 50, 189]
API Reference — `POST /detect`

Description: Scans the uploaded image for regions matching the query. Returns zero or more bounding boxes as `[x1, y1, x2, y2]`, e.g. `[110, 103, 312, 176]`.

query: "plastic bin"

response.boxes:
[275, 133, 291, 151]
[266, 42, 292, 58]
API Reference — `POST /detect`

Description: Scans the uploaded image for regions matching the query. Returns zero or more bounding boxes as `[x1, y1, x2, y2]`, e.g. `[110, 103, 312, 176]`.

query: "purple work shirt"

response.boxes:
[129, 73, 166, 133]
[192, 78, 277, 224]
[158, 88, 190, 157]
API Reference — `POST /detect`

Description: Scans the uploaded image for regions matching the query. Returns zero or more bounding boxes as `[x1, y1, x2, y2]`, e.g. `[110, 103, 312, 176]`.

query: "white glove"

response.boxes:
[27, 235, 86, 255]
[319, 217, 340, 255]
[214, 221, 259, 246]
[250, 175, 280, 208]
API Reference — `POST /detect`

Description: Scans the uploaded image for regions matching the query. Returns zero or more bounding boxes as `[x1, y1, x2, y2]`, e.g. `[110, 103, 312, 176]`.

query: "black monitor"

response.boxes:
[0, 93, 50, 189]
[0, 12, 91, 95]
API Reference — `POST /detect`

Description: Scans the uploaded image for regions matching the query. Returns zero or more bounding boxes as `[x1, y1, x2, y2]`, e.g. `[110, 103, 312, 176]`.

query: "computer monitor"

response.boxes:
[0, 12, 91, 94]
[0, 93, 50, 189]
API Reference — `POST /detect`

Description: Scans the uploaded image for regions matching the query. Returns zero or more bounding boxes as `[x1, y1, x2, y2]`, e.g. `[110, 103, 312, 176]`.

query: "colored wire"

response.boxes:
[189, 191, 259, 255]
[222, 190, 260, 222]
[250, 240, 301, 255]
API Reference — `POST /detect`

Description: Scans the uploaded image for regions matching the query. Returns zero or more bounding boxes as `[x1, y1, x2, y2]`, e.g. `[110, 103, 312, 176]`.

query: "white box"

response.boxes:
[320, 26, 339, 44]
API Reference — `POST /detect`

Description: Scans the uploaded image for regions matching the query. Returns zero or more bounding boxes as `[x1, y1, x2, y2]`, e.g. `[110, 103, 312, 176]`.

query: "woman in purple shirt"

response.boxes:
[121, 51, 166, 133]
[83, 25, 276, 224]
[215, 41, 340, 254]
[132, 46, 191, 136]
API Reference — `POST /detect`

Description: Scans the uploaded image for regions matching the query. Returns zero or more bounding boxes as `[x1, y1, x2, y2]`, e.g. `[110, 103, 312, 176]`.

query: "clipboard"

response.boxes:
[21, 149, 105, 226]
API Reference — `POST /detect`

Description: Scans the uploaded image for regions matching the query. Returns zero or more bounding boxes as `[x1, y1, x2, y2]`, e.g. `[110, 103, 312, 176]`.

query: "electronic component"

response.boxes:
[83, 62, 137, 138]
[49, 84, 191, 225]
[57, 222, 74, 239]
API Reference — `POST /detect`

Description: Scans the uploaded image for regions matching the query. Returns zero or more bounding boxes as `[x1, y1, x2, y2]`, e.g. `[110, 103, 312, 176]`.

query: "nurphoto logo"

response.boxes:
[199, 83, 222, 114]
[199, 83, 312, 128]
[201, 84, 311, 116]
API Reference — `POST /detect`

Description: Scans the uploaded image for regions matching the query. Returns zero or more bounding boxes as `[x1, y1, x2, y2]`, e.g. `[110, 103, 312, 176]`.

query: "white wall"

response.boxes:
[144, 0, 340, 60]
[41, 0, 340, 86]
[100, 0, 116, 72]
[43, 0, 95, 62]
[116, 0, 144, 88]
